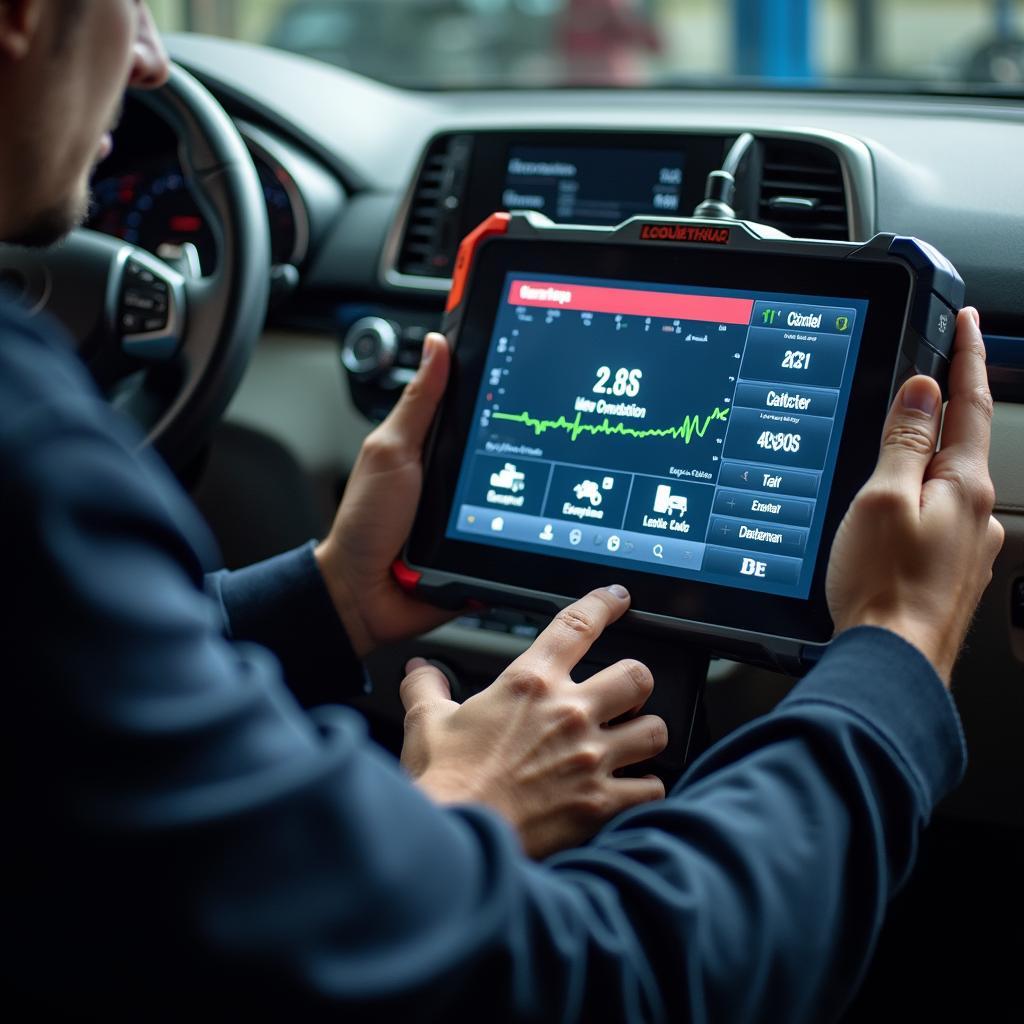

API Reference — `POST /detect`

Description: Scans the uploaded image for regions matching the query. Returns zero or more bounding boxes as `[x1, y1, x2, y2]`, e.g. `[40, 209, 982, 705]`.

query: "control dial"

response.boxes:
[341, 316, 399, 379]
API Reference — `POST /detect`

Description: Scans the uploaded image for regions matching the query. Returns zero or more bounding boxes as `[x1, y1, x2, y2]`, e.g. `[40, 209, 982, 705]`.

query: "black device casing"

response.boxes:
[395, 212, 965, 673]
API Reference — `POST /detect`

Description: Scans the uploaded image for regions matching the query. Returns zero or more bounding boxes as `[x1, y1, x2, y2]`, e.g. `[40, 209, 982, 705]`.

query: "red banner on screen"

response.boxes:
[508, 279, 754, 325]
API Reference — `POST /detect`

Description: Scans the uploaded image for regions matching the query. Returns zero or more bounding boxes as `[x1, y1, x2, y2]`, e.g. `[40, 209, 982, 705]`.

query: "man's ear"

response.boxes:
[0, 0, 43, 61]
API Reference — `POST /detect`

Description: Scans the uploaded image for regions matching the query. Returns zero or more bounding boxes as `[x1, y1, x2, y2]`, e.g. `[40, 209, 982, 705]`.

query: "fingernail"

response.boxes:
[405, 657, 428, 673]
[901, 377, 939, 416]
[420, 335, 436, 367]
[968, 307, 980, 328]
[606, 584, 629, 600]
[421, 333, 445, 367]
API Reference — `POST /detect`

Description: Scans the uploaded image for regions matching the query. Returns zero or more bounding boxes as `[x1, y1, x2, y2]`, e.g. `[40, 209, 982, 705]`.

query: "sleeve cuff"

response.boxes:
[780, 626, 967, 809]
[205, 541, 369, 707]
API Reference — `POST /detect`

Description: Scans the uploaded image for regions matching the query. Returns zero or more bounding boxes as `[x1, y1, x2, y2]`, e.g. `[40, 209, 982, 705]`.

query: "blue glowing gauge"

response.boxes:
[89, 153, 299, 272]
[89, 165, 217, 273]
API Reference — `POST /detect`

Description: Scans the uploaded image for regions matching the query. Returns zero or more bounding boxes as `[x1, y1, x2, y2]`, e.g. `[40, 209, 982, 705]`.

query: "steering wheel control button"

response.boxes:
[123, 290, 166, 313]
[126, 262, 155, 284]
[341, 317, 399, 378]
[118, 253, 186, 361]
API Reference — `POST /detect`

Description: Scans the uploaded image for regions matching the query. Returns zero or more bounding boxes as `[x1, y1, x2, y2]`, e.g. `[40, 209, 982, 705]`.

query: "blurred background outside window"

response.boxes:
[150, 0, 1024, 92]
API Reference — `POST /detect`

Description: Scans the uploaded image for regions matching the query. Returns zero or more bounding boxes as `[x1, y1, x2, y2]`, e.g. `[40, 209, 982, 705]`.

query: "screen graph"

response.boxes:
[491, 406, 731, 445]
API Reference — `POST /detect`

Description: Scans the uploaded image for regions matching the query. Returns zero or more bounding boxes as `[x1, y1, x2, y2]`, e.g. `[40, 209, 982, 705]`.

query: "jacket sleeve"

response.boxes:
[205, 543, 369, 707]
[5, 310, 965, 1021]
[540, 626, 965, 1023]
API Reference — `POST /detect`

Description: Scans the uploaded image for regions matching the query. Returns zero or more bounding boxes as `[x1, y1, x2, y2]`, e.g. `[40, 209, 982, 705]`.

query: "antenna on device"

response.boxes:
[693, 132, 756, 220]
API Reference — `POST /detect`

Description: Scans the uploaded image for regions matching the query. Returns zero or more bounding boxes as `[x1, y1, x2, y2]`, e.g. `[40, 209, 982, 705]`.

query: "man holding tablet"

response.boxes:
[2, 2, 1004, 1019]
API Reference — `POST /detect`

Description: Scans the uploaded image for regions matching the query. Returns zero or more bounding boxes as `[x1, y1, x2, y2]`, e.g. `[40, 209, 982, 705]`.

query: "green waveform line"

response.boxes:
[491, 406, 730, 444]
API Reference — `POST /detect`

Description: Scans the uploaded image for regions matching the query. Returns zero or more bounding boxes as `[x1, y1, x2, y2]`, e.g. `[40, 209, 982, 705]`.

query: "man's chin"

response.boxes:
[6, 192, 90, 249]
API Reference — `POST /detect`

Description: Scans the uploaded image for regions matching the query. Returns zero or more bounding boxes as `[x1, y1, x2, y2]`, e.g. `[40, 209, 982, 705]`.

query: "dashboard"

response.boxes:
[130, 37, 1023, 418]
[111, 36, 1024, 392]
[385, 130, 861, 294]
[85, 34, 1022, 833]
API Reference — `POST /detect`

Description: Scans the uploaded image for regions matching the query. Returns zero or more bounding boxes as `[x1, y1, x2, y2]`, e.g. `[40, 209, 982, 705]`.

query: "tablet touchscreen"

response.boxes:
[445, 271, 867, 601]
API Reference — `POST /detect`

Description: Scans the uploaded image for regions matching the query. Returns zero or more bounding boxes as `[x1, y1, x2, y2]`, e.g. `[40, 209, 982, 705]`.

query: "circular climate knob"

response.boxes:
[341, 316, 398, 378]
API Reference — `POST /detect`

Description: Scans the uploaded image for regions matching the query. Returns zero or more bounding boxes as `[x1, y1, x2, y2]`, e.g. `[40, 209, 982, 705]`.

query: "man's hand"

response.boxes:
[315, 333, 453, 658]
[827, 308, 1004, 685]
[399, 586, 668, 858]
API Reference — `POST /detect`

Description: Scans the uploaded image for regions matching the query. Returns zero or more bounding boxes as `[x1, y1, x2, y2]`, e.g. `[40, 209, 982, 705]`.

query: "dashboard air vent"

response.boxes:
[396, 134, 473, 280]
[757, 140, 850, 240]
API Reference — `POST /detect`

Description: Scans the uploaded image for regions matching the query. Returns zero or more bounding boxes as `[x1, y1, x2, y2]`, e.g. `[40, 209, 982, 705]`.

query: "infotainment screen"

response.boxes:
[444, 272, 866, 600]
[503, 146, 685, 224]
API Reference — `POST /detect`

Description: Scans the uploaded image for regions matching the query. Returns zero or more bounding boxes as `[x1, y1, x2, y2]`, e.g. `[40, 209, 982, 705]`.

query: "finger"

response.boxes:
[871, 374, 942, 494]
[581, 658, 654, 722]
[515, 586, 631, 676]
[379, 333, 451, 450]
[604, 714, 668, 771]
[606, 774, 666, 813]
[930, 307, 994, 472]
[399, 657, 455, 715]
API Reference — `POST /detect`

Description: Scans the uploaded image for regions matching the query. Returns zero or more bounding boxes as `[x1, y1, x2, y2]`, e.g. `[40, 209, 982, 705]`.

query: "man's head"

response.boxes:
[0, 1, 169, 247]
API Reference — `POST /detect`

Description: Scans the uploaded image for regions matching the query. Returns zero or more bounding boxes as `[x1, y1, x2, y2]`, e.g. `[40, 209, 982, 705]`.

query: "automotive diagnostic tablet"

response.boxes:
[400, 212, 964, 670]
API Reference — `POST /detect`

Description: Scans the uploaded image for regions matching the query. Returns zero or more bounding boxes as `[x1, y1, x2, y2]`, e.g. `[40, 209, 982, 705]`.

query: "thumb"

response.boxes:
[399, 657, 454, 715]
[873, 374, 942, 491]
[384, 333, 451, 450]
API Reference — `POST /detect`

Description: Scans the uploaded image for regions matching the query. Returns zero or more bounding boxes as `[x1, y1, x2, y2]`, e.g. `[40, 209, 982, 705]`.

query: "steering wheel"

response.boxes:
[0, 64, 270, 470]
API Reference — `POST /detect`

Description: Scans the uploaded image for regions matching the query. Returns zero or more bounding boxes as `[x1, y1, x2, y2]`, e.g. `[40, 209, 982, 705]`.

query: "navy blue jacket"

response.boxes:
[1, 300, 966, 1020]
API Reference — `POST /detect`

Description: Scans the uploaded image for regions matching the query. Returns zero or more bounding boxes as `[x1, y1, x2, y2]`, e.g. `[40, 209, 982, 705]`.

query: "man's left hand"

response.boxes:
[315, 332, 453, 657]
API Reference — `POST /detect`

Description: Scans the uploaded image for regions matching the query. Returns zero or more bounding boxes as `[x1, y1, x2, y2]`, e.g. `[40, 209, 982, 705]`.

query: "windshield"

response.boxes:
[152, 0, 1024, 95]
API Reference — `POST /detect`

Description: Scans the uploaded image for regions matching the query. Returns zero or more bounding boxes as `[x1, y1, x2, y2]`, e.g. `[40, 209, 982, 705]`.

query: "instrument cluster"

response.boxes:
[88, 101, 310, 275]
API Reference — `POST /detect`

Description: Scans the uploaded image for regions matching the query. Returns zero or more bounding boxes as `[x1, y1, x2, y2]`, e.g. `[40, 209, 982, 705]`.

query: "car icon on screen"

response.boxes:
[653, 484, 687, 516]
[490, 463, 525, 493]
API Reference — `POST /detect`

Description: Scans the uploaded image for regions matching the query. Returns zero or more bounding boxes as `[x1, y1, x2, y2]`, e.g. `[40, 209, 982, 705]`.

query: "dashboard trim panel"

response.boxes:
[380, 127, 876, 295]
[236, 121, 312, 268]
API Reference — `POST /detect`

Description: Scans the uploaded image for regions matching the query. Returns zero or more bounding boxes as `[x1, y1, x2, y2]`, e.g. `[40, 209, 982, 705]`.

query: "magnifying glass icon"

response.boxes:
[652, 544, 664, 559]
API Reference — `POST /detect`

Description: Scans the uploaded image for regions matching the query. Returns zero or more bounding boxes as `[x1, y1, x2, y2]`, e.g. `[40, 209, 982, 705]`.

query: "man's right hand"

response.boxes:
[827, 308, 1005, 685]
[399, 586, 667, 858]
